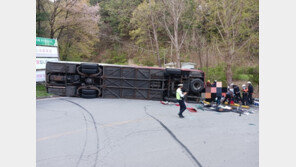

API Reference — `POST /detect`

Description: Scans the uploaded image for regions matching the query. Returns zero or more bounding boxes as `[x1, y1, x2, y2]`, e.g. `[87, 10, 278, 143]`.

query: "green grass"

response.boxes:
[36, 84, 52, 98]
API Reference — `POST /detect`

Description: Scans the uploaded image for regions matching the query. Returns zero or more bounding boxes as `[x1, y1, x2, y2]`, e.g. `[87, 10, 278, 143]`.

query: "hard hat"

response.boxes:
[242, 84, 246, 87]
[178, 84, 183, 87]
[247, 81, 251, 84]
[230, 83, 234, 86]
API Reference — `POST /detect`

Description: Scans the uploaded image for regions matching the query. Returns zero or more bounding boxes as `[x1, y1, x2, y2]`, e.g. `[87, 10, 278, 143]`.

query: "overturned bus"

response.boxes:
[45, 61, 205, 102]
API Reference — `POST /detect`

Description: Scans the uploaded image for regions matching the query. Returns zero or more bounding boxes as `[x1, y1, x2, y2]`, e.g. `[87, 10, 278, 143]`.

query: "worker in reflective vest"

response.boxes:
[242, 84, 249, 105]
[176, 84, 187, 118]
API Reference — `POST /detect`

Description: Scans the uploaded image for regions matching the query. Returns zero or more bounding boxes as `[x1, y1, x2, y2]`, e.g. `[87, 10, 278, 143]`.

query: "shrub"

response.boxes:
[202, 63, 227, 86]
[236, 74, 250, 81]
[202, 64, 259, 86]
[233, 65, 259, 85]
[103, 49, 128, 65]
[142, 59, 155, 66]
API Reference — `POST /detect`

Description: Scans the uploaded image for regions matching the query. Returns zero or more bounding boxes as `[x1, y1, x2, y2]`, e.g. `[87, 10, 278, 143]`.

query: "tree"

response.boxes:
[36, 0, 259, 75]
[41, 0, 100, 61]
[36, 0, 49, 37]
[58, 0, 100, 60]
[46, 0, 80, 39]
[160, 0, 190, 68]
[149, 0, 161, 67]
[130, 0, 163, 67]
[99, 0, 142, 38]
[200, 0, 259, 84]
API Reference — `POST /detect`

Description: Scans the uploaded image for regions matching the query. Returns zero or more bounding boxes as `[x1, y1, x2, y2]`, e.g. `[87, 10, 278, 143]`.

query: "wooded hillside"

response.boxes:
[36, 0, 259, 85]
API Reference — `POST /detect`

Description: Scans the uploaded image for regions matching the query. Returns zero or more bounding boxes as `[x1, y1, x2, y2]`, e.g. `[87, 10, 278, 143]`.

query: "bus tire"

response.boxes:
[190, 78, 204, 93]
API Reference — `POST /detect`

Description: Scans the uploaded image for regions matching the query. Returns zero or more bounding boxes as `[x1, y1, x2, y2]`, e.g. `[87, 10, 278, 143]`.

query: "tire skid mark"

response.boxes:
[61, 99, 88, 167]
[75, 107, 88, 167]
[62, 99, 100, 167]
[144, 106, 203, 167]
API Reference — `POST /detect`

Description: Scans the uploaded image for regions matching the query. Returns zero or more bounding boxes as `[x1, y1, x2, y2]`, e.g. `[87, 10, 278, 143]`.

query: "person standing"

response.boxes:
[216, 81, 222, 105]
[216, 90, 222, 106]
[205, 80, 212, 102]
[247, 81, 254, 104]
[241, 84, 249, 105]
[176, 84, 187, 118]
[211, 80, 217, 102]
[206, 80, 211, 87]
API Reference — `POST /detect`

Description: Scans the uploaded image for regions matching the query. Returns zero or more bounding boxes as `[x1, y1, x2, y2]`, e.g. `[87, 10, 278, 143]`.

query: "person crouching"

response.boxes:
[176, 84, 187, 118]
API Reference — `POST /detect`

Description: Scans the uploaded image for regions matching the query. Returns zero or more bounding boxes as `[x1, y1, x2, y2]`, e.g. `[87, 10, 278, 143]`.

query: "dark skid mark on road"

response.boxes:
[74, 106, 88, 167]
[144, 106, 203, 167]
[62, 99, 100, 167]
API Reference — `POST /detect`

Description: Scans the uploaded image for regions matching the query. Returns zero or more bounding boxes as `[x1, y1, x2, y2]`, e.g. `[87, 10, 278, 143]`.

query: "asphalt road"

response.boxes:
[37, 97, 259, 167]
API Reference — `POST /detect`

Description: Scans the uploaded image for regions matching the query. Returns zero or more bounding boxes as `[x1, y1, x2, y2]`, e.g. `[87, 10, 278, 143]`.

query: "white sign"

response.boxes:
[36, 70, 46, 82]
[36, 58, 59, 70]
[36, 38, 60, 82]
[36, 46, 59, 58]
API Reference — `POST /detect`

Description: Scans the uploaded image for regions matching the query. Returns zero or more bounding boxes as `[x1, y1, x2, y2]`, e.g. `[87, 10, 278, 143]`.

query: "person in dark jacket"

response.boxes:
[231, 83, 241, 103]
[211, 80, 217, 102]
[205, 80, 212, 102]
[206, 80, 211, 87]
[247, 81, 254, 104]
[223, 86, 233, 104]
[241, 84, 249, 105]
[211, 80, 217, 87]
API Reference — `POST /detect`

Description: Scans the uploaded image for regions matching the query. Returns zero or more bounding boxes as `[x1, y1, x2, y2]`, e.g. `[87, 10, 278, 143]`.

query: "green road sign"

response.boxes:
[36, 37, 58, 46]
